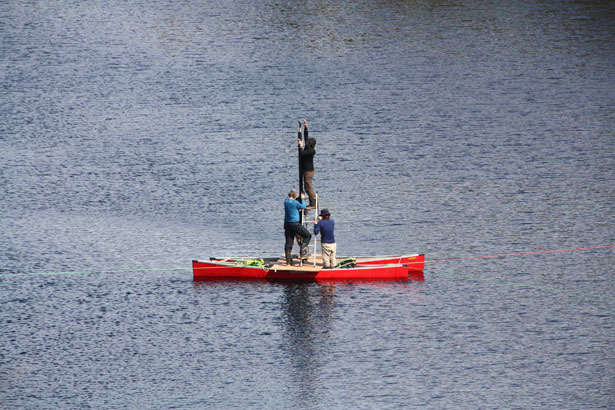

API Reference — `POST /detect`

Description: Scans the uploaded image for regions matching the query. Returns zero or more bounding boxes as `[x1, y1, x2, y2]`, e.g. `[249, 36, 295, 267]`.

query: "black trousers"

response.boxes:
[284, 222, 311, 253]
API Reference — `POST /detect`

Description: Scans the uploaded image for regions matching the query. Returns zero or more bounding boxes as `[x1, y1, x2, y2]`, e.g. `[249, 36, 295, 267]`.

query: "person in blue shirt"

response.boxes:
[284, 190, 311, 266]
[314, 208, 336, 269]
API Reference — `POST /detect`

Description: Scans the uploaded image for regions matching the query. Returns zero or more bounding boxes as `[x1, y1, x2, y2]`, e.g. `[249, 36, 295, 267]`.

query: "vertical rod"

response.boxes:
[313, 191, 318, 266]
[297, 121, 303, 221]
[297, 121, 304, 266]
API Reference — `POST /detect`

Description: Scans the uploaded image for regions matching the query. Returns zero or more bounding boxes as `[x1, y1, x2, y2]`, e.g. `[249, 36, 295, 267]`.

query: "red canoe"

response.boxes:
[192, 254, 425, 282]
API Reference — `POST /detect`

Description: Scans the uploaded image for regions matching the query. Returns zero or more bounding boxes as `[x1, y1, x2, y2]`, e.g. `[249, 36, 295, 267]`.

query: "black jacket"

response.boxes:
[300, 127, 315, 172]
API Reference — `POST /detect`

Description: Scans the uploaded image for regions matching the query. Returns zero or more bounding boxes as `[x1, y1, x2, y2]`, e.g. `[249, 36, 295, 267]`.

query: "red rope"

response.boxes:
[426, 244, 614, 264]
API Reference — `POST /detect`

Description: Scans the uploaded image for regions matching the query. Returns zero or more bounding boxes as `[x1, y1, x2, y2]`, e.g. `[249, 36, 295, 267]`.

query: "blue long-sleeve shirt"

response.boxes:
[284, 197, 306, 222]
[314, 218, 335, 243]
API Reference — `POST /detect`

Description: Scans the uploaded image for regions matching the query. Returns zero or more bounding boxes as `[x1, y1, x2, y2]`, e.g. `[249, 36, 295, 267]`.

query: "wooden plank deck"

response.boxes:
[269, 254, 324, 272]
[269, 264, 321, 272]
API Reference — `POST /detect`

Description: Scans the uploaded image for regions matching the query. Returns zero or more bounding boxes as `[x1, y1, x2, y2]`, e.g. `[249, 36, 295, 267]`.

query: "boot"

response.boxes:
[300, 244, 309, 260]
[285, 250, 293, 266]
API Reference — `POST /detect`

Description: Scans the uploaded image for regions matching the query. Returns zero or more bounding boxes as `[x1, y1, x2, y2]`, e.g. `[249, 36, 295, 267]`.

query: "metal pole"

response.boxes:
[313, 191, 318, 266]
[297, 121, 304, 266]
[297, 121, 303, 222]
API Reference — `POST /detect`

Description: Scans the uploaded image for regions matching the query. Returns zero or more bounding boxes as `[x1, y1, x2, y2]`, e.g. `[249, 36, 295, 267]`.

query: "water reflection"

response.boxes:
[280, 283, 335, 405]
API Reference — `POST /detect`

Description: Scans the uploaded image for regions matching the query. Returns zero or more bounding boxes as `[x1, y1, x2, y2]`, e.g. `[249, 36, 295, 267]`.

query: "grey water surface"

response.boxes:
[1, 1, 614, 409]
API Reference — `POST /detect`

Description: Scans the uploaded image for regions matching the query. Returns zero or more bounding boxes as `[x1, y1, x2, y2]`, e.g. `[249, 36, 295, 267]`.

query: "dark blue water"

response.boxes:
[1, 1, 614, 408]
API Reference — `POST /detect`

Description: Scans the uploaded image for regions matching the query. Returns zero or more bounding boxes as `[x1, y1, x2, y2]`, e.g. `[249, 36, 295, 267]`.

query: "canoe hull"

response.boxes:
[353, 254, 425, 271]
[192, 254, 425, 282]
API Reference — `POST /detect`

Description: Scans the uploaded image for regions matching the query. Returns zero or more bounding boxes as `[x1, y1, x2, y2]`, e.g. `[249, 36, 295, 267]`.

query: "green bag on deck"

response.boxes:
[245, 259, 265, 267]
[337, 258, 356, 268]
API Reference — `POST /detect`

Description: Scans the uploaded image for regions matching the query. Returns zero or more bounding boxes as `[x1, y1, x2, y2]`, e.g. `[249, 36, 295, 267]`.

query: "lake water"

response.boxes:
[1, 1, 614, 409]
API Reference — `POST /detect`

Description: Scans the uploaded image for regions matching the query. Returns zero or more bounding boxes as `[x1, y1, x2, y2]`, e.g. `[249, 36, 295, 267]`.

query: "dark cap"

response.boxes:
[319, 209, 330, 217]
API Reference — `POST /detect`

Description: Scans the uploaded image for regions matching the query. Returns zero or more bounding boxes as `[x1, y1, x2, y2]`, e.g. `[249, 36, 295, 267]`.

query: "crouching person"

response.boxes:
[314, 209, 336, 269]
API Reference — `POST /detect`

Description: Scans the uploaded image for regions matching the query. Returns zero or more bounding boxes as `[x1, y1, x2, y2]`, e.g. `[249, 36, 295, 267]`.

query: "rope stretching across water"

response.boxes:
[0, 244, 612, 278]
[425, 244, 614, 265]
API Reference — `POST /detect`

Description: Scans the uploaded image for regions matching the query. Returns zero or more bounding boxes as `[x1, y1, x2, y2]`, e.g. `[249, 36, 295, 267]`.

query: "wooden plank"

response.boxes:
[275, 255, 323, 264]
[269, 264, 321, 272]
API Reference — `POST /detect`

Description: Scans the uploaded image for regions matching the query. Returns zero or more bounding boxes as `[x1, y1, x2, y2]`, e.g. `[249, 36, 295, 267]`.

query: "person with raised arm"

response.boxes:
[298, 120, 316, 209]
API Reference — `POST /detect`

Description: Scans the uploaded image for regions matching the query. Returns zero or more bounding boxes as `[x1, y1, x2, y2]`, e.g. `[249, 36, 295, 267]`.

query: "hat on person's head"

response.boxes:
[319, 209, 330, 217]
[289, 189, 298, 198]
